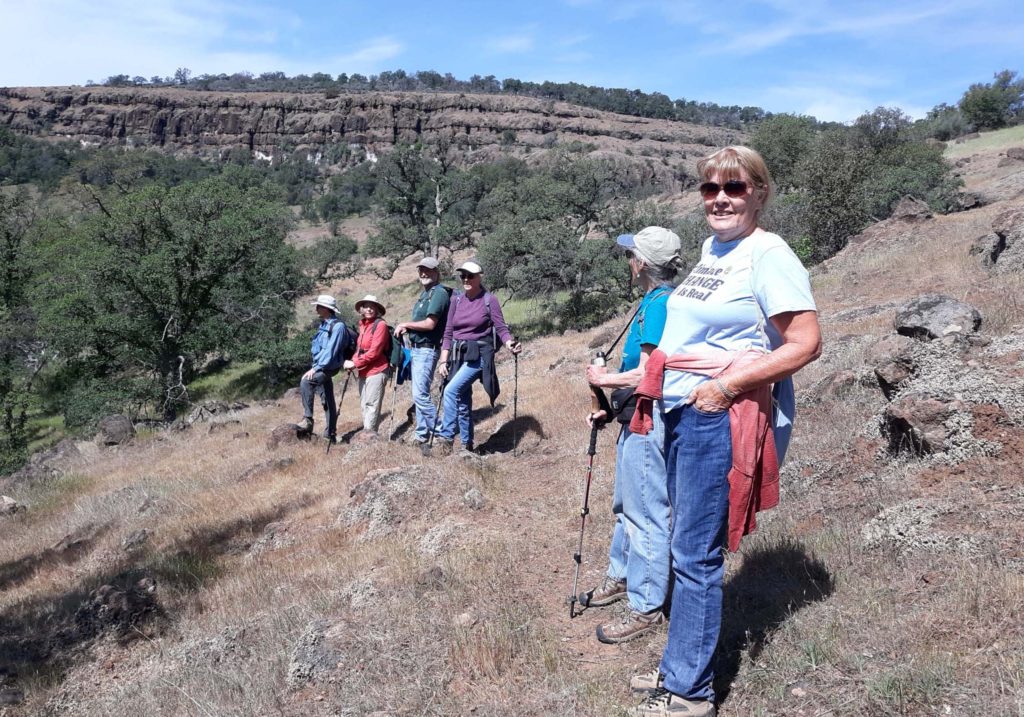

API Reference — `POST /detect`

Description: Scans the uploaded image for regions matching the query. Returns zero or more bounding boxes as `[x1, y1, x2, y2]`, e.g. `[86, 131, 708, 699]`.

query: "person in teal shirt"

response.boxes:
[580, 226, 681, 645]
[394, 257, 451, 444]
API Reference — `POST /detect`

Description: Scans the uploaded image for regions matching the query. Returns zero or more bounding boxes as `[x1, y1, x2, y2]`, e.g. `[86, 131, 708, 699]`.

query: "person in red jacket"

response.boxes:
[343, 295, 390, 435]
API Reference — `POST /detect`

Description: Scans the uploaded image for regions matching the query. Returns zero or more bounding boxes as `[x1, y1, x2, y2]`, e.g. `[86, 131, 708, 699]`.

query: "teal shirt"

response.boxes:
[409, 284, 451, 347]
[619, 284, 672, 372]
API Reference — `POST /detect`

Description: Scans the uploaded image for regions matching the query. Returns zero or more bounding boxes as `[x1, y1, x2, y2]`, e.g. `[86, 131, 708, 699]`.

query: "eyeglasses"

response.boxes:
[458, 272, 479, 281]
[698, 180, 750, 199]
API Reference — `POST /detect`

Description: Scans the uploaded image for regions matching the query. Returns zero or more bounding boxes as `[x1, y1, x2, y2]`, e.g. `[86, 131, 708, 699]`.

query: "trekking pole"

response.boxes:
[512, 353, 519, 457]
[386, 376, 398, 440]
[428, 355, 452, 448]
[568, 352, 611, 619]
[568, 421, 601, 619]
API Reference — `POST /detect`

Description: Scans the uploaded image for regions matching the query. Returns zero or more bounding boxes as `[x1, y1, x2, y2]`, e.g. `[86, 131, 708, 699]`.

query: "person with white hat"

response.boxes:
[299, 294, 351, 442]
[393, 257, 452, 445]
[343, 294, 390, 435]
[432, 260, 521, 455]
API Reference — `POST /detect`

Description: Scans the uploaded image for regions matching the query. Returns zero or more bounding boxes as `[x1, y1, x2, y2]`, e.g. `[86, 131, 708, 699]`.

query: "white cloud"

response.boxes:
[489, 33, 536, 54]
[0, 0, 401, 85]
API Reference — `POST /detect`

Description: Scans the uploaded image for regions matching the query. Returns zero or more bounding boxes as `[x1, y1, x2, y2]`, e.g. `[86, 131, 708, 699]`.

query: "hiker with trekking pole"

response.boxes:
[342, 295, 391, 439]
[428, 261, 521, 456]
[297, 294, 354, 446]
[626, 146, 821, 717]
[570, 227, 681, 646]
[393, 257, 452, 446]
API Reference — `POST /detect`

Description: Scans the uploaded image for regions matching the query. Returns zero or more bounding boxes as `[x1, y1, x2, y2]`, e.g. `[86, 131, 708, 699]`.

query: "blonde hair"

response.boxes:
[697, 145, 774, 207]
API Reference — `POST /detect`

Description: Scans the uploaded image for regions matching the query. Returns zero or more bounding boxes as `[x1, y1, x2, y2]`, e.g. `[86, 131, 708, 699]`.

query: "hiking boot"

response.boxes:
[630, 668, 664, 693]
[596, 607, 665, 644]
[297, 417, 314, 433]
[578, 575, 627, 608]
[629, 689, 715, 716]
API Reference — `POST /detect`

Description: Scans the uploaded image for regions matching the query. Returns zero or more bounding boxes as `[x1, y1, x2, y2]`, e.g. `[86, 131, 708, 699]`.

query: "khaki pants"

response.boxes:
[358, 372, 387, 432]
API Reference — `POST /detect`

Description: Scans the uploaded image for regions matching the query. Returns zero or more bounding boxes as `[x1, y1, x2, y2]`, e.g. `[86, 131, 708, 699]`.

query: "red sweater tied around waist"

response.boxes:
[630, 348, 780, 551]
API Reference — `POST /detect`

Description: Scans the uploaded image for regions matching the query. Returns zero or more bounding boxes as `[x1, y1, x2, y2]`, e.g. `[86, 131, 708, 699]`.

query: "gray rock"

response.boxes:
[121, 528, 151, 551]
[970, 232, 1005, 267]
[0, 687, 24, 705]
[883, 393, 967, 455]
[1007, 147, 1024, 161]
[894, 294, 981, 341]
[891, 196, 932, 222]
[96, 415, 135, 445]
[267, 423, 310, 449]
[287, 619, 341, 689]
[868, 334, 917, 399]
[463, 487, 486, 510]
[1, 495, 24, 516]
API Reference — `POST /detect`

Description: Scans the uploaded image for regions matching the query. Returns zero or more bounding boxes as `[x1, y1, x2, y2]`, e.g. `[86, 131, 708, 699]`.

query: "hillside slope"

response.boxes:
[1, 132, 1023, 716]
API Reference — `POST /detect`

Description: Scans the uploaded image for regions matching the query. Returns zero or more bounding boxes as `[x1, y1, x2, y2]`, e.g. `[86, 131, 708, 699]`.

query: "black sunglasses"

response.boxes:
[698, 180, 750, 199]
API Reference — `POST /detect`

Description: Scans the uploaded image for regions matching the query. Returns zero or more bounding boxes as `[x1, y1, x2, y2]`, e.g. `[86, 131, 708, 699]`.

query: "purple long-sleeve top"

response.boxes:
[441, 290, 513, 350]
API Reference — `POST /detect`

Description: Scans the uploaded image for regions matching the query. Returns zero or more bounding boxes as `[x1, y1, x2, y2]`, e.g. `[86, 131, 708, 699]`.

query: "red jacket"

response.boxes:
[352, 318, 390, 377]
[631, 348, 779, 551]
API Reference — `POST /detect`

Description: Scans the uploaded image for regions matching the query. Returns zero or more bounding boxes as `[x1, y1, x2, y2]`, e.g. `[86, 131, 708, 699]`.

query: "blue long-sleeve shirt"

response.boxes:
[311, 318, 348, 373]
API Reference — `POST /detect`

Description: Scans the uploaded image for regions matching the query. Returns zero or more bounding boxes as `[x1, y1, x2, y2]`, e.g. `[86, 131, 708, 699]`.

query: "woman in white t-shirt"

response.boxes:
[628, 147, 822, 717]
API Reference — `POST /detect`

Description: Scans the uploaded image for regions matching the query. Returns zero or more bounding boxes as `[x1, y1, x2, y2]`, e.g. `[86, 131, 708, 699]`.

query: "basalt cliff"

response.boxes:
[0, 86, 740, 174]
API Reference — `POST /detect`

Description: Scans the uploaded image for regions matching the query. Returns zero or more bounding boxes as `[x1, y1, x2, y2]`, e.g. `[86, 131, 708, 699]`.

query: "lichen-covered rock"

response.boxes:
[868, 334, 917, 399]
[96, 415, 135, 445]
[894, 294, 981, 341]
[267, 424, 310, 449]
[883, 393, 967, 454]
[970, 232, 1005, 267]
[891, 196, 933, 222]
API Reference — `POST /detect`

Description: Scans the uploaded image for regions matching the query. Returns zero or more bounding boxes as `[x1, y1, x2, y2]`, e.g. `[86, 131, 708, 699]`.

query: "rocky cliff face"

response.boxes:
[0, 86, 741, 168]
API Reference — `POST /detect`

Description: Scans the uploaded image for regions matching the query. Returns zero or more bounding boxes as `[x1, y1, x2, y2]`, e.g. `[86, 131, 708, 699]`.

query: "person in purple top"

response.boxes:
[432, 261, 522, 454]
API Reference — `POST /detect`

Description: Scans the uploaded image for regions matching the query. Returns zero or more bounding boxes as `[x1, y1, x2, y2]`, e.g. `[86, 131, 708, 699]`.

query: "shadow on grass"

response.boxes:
[713, 537, 835, 701]
[0, 498, 313, 684]
[477, 414, 546, 454]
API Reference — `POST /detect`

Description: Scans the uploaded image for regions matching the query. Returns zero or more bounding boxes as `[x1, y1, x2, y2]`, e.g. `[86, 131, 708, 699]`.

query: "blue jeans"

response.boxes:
[660, 404, 732, 703]
[439, 359, 482, 446]
[410, 347, 440, 441]
[606, 410, 670, 613]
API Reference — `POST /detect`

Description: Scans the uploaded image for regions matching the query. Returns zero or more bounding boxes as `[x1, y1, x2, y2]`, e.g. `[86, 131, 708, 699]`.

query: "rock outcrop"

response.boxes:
[0, 86, 740, 188]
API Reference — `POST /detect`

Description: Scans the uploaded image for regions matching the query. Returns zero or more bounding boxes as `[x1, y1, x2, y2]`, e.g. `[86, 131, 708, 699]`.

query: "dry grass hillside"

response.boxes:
[2, 130, 1024, 716]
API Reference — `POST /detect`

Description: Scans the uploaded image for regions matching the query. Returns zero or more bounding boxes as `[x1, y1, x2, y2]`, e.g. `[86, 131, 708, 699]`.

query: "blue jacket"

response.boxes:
[311, 318, 348, 374]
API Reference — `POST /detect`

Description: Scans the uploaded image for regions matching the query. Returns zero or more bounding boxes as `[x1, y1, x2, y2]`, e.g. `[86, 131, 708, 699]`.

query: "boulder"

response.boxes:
[894, 294, 981, 341]
[287, 619, 342, 689]
[969, 232, 1005, 267]
[954, 191, 985, 212]
[992, 207, 1024, 249]
[266, 423, 311, 449]
[96, 415, 135, 445]
[1007, 147, 1024, 161]
[1, 495, 24, 516]
[883, 393, 967, 455]
[891, 196, 933, 222]
[868, 334, 917, 399]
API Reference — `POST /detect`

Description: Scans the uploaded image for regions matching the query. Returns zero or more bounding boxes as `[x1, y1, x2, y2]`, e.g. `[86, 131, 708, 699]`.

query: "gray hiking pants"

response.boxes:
[300, 370, 338, 437]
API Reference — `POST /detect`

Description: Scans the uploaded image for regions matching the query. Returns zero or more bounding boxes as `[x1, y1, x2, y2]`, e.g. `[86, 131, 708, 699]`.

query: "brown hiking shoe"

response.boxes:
[629, 689, 715, 716]
[578, 576, 627, 608]
[630, 668, 664, 693]
[297, 417, 314, 433]
[595, 607, 665, 644]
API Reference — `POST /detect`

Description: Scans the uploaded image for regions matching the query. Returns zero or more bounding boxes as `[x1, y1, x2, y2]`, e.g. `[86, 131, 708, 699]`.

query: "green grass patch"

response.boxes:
[944, 125, 1024, 159]
[190, 361, 287, 402]
[26, 412, 66, 452]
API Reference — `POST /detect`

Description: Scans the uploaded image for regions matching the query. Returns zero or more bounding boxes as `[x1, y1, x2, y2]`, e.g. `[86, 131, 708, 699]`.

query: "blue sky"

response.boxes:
[0, 0, 1020, 122]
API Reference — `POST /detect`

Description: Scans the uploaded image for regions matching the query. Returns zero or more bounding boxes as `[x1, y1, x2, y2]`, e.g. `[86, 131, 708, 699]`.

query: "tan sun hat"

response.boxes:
[354, 294, 386, 316]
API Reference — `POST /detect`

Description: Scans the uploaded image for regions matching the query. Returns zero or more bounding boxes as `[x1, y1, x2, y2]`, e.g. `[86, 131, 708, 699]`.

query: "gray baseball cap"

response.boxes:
[616, 226, 682, 268]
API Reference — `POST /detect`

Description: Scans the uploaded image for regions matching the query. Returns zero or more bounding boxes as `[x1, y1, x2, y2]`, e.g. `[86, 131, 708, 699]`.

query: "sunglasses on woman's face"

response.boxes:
[698, 180, 749, 199]
[458, 272, 478, 281]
